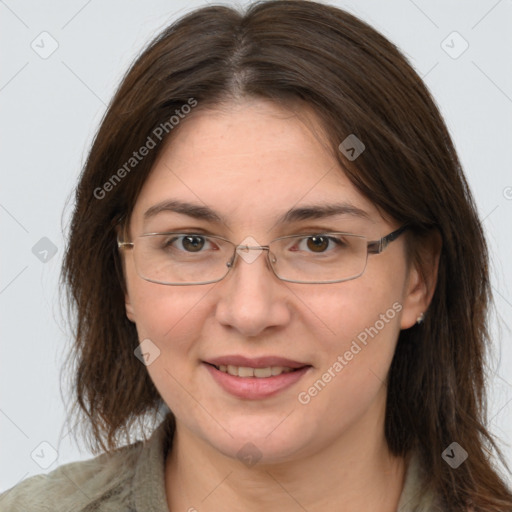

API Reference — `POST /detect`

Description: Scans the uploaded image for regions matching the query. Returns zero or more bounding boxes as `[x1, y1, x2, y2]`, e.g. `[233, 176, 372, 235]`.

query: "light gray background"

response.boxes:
[1, 0, 511, 493]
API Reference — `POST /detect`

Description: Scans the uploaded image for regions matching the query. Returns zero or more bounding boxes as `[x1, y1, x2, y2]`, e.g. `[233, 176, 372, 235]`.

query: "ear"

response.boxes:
[116, 219, 137, 323]
[400, 230, 442, 330]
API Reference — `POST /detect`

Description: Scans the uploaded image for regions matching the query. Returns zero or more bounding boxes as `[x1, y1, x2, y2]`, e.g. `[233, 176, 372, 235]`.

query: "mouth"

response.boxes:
[205, 363, 303, 378]
[202, 356, 312, 400]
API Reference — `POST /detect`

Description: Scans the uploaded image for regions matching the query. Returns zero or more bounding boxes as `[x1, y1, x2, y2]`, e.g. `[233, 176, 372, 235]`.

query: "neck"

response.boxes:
[165, 402, 406, 512]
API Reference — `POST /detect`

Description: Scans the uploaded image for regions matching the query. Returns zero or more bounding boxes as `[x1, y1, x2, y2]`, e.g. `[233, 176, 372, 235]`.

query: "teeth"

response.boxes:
[254, 367, 272, 378]
[216, 364, 296, 378]
[238, 366, 254, 378]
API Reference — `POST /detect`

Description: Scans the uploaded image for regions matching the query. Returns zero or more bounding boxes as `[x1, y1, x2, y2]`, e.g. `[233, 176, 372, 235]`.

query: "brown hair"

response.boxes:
[61, 1, 512, 509]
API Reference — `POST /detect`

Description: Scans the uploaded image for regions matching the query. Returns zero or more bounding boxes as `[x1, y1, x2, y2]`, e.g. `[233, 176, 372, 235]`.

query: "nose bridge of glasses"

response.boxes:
[227, 242, 272, 268]
[236, 244, 270, 252]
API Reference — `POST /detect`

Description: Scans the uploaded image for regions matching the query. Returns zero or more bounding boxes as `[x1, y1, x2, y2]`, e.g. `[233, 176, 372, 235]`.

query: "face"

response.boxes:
[122, 98, 426, 464]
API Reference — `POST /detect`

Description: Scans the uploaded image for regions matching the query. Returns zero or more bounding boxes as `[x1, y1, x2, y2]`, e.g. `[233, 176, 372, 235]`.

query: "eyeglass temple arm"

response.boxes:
[367, 225, 409, 254]
[117, 241, 134, 249]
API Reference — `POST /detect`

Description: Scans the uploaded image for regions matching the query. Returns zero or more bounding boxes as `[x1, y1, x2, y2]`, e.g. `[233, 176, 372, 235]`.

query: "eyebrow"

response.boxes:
[144, 200, 223, 223]
[277, 202, 370, 223]
[143, 199, 370, 225]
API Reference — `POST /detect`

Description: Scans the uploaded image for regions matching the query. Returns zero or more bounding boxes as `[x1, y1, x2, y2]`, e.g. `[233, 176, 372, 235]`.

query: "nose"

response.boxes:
[214, 245, 292, 338]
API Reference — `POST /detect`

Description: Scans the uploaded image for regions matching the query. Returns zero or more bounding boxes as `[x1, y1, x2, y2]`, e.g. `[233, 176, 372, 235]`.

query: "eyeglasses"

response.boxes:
[117, 225, 408, 285]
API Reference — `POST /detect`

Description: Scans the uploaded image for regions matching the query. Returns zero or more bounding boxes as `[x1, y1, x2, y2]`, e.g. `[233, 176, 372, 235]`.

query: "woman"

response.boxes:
[1, 1, 511, 510]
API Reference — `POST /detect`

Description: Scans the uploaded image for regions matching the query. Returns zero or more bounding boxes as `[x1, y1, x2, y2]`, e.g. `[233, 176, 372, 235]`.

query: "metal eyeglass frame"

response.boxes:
[117, 224, 409, 285]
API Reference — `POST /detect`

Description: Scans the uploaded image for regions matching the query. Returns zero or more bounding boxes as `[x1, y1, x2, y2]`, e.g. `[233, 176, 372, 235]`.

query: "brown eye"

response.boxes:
[182, 235, 206, 252]
[306, 236, 329, 252]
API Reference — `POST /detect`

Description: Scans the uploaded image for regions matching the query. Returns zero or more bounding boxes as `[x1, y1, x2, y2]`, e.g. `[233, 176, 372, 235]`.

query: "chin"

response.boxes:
[194, 413, 316, 466]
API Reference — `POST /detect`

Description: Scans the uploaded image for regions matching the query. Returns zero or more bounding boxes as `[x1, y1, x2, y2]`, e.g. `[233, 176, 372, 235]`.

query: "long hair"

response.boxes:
[61, 1, 512, 509]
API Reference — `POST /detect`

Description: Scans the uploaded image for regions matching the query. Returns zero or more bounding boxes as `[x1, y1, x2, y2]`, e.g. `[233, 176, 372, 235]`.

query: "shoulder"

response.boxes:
[0, 412, 175, 512]
[0, 441, 144, 512]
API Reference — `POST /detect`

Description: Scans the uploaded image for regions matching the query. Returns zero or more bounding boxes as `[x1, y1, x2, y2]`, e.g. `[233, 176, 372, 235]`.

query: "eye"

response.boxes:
[295, 235, 344, 253]
[305, 236, 330, 252]
[182, 235, 206, 252]
[164, 234, 216, 252]
[289, 234, 347, 254]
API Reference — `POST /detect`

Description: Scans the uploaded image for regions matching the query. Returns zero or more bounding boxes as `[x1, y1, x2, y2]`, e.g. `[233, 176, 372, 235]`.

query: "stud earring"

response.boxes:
[416, 312, 425, 325]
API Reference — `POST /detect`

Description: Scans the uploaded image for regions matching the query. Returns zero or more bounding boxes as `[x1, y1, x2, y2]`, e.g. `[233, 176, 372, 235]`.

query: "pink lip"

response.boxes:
[203, 362, 312, 400]
[205, 355, 308, 369]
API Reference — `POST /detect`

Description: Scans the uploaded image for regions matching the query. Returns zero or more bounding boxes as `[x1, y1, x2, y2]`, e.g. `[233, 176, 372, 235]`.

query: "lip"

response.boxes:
[203, 361, 312, 400]
[204, 355, 309, 369]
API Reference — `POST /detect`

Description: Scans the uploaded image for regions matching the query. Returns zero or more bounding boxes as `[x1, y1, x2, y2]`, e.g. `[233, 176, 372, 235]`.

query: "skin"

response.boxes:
[121, 98, 439, 512]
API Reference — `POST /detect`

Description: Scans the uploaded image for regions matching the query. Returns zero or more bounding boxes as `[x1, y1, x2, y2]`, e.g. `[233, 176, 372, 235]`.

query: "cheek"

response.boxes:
[295, 271, 403, 348]
[130, 284, 212, 345]
[124, 258, 214, 362]
[294, 276, 403, 408]
[129, 282, 216, 418]
[125, 254, 202, 337]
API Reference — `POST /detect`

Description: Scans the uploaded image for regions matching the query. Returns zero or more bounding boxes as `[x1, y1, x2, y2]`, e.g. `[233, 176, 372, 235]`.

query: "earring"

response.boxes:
[416, 312, 425, 325]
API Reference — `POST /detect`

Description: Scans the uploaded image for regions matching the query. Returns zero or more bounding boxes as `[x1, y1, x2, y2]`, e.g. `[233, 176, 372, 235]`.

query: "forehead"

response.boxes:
[131, 99, 381, 229]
